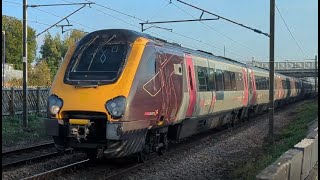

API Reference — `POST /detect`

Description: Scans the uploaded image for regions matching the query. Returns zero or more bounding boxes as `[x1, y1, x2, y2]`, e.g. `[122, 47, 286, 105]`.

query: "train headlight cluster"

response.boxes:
[105, 96, 126, 119]
[48, 95, 63, 115]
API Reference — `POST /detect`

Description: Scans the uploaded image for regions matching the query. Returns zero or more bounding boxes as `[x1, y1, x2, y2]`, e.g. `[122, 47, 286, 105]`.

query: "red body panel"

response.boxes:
[242, 68, 249, 106]
[250, 70, 257, 104]
[185, 54, 197, 117]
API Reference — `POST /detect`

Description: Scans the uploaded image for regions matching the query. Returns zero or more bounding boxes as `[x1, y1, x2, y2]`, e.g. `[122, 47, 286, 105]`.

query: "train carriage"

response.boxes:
[44, 29, 315, 160]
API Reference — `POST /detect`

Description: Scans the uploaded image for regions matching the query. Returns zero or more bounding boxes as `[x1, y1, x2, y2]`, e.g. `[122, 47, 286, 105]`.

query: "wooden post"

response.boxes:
[37, 87, 41, 115]
[10, 87, 15, 116]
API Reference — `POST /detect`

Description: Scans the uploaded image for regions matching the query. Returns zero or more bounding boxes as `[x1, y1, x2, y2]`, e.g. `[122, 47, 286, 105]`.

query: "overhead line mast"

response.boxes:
[21, 1, 93, 128]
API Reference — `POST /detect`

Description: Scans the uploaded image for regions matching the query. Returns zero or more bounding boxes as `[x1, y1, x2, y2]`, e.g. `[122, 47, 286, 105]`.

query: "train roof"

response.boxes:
[87, 29, 312, 83]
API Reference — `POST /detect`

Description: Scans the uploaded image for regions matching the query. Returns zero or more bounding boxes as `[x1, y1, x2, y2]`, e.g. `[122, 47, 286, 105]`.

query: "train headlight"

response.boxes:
[105, 96, 126, 119]
[48, 95, 63, 115]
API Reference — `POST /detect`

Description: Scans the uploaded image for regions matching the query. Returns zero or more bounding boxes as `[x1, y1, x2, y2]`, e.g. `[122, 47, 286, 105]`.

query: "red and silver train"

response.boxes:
[44, 29, 316, 160]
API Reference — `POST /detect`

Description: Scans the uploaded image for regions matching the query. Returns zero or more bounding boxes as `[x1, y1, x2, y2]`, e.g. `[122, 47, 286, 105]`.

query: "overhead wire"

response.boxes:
[61, 0, 209, 51]
[167, 0, 267, 60]
[146, 1, 172, 22]
[275, 4, 307, 58]
[83, 0, 251, 60]
[4, 0, 254, 61]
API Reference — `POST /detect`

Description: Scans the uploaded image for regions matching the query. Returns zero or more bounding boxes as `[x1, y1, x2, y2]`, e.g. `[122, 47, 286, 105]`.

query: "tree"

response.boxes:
[64, 29, 87, 47]
[39, 29, 86, 78]
[40, 33, 63, 78]
[61, 29, 87, 57]
[29, 61, 52, 86]
[2, 15, 37, 70]
[7, 60, 52, 87]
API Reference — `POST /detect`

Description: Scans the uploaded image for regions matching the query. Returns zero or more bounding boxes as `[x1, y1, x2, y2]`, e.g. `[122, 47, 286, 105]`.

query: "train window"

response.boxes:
[230, 72, 237, 91]
[208, 68, 215, 91]
[223, 71, 232, 91]
[147, 52, 156, 75]
[282, 80, 286, 89]
[65, 32, 128, 84]
[255, 76, 263, 90]
[236, 72, 244, 90]
[196, 66, 208, 92]
[215, 69, 224, 91]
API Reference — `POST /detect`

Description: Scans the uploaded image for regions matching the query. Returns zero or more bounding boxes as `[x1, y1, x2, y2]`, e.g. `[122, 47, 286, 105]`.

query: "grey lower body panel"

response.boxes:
[43, 118, 149, 158]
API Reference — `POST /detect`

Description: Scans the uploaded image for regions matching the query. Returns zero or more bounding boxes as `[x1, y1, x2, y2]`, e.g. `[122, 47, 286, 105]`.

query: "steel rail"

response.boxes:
[2, 141, 54, 156]
[2, 148, 73, 168]
[21, 159, 90, 180]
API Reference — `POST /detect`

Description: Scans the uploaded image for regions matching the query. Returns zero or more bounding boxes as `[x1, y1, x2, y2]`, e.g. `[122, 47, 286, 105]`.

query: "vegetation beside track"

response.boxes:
[2, 114, 50, 148]
[233, 99, 318, 180]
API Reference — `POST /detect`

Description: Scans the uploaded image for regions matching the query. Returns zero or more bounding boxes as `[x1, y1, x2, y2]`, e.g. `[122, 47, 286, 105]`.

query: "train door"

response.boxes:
[185, 54, 197, 117]
[248, 69, 257, 105]
[193, 56, 212, 116]
[242, 67, 249, 106]
[208, 61, 216, 114]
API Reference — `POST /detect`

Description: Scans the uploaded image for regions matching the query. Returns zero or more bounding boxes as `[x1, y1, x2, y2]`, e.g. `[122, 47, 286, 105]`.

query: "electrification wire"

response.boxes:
[87, 4, 201, 50]
[36, 5, 88, 37]
[32, 7, 97, 31]
[59, 0, 197, 49]
[275, 4, 307, 58]
[3, 0, 97, 32]
[84, 1, 250, 60]
[146, 1, 172, 22]
[3, 0, 21, 5]
[84, 0, 146, 22]
[4, 0, 250, 61]
[167, 0, 267, 60]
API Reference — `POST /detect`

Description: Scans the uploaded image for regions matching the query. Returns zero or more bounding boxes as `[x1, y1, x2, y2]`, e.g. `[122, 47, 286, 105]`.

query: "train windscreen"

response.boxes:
[64, 32, 129, 86]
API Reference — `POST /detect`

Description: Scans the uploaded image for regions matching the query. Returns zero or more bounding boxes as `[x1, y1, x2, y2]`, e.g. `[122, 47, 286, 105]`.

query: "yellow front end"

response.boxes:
[50, 37, 148, 121]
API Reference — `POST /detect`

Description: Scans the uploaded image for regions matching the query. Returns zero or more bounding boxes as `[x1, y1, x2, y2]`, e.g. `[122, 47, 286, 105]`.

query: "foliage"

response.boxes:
[233, 99, 318, 180]
[39, 29, 86, 78]
[29, 61, 52, 86]
[2, 114, 50, 147]
[2, 15, 37, 70]
[7, 61, 52, 86]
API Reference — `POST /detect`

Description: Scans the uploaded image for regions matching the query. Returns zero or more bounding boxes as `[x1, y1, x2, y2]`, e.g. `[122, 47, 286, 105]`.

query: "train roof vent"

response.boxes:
[197, 50, 213, 55]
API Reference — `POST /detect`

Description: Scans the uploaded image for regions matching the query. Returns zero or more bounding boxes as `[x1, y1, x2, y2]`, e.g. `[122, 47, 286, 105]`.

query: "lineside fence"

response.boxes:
[2, 87, 50, 118]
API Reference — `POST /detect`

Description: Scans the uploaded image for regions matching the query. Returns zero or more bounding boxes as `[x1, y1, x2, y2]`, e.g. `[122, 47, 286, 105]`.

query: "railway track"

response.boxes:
[17, 120, 248, 180]
[2, 141, 72, 168]
[11, 100, 315, 180]
[21, 159, 90, 180]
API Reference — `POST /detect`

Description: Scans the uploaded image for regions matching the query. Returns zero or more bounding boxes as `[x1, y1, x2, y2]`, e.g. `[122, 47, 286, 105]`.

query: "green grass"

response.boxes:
[233, 99, 318, 180]
[2, 114, 51, 147]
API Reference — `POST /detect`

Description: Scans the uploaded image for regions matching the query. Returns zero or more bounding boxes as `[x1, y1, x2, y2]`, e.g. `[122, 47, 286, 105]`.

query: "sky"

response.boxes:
[2, 0, 318, 63]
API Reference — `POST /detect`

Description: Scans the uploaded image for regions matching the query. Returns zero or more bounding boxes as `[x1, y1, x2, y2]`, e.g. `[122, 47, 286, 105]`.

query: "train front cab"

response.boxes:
[43, 29, 158, 158]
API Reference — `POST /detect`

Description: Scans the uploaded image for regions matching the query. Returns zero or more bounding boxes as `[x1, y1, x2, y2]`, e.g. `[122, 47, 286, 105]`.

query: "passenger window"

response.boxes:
[215, 69, 224, 91]
[255, 76, 260, 90]
[223, 71, 232, 91]
[230, 72, 237, 91]
[196, 66, 208, 92]
[208, 68, 215, 91]
[236, 72, 244, 91]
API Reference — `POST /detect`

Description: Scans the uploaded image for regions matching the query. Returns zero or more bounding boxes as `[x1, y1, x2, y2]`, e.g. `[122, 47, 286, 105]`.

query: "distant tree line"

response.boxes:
[2, 15, 86, 86]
